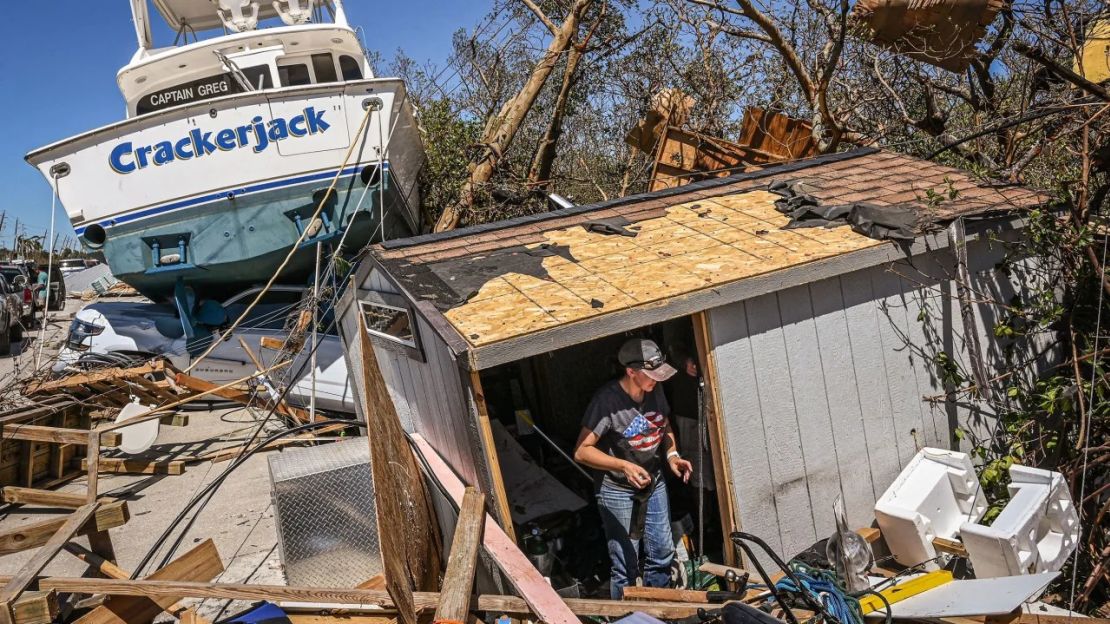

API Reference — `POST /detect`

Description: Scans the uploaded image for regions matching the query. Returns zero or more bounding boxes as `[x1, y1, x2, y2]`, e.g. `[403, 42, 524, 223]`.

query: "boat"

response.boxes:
[25, 0, 424, 306]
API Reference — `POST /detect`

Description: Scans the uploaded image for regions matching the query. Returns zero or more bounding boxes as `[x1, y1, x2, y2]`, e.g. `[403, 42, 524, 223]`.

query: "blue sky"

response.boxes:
[0, 1, 488, 248]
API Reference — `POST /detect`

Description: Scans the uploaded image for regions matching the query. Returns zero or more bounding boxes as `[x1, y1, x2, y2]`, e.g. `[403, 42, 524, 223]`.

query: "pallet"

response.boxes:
[23, 361, 189, 410]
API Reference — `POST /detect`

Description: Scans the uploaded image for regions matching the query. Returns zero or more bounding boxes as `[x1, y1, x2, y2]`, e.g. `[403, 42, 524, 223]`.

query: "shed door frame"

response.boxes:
[465, 311, 739, 566]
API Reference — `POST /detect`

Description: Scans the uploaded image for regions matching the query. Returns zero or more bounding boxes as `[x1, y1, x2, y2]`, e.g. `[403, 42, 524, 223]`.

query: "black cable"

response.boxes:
[852, 589, 892, 624]
[132, 418, 361, 577]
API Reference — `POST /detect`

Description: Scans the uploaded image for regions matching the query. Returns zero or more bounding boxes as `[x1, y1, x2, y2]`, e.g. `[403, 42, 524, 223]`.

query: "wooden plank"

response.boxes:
[932, 536, 969, 557]
[38, 578, 711, 619]
[25, 363, 163, 394]
[2, 487, 88, 509]
[0, 502, 100, 624]
[434, 488, 485, 624]
[691, 311, 739, 566]
[0, 501, 129, 556]
[411, 434, 578, 624]
[356, 313, 442, 624]
[11, 591, 56, 624]
[857, 527, 881, 544]
[158, 414, 189, 427]
[466, 371, 515, 541]
[622, 587, 710, 603]
[1, 426, 120, 448]
[85, 432, 99, 504]
[81, 458, 185, 475]
[70, 539, 222, 624]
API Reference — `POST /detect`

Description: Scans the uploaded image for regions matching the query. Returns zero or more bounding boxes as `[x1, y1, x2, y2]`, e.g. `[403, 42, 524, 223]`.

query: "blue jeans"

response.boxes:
[597, 478, 674, 599]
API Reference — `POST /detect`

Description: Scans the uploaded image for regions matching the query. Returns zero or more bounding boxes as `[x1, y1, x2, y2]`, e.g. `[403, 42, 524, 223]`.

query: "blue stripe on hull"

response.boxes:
[74, 162, 388, 235]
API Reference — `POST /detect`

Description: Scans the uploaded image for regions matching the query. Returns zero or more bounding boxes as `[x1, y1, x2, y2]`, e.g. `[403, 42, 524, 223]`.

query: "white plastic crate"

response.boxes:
[960, 465, 1079, 578]
[874, 448, 988, 568]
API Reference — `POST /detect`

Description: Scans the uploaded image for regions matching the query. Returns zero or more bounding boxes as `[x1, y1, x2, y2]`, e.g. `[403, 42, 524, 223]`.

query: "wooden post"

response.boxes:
[691, 312, 740, 567]
[356, 313, 442, 624]
[85, 432, 99, 504]
[466, 371, 516, 542]
[434, 488, 485, 624]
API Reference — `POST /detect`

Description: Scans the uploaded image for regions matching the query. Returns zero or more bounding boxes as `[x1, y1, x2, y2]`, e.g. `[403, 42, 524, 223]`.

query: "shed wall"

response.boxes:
[340, 268, 480, 486]
[708, 237, 1052, 560]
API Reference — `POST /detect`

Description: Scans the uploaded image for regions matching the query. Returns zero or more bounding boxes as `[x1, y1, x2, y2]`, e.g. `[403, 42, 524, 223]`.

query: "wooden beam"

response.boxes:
[621, 587, 710, 603]
[434, 488, 485, 624]
[37, 579, 713, 619]
[25, 363, 164, 395]
[411, 434, 578, 624]
[2, 487, 90, 509]
[11, 591, 56, 624]
[932, 536, 968, 558]
[1, 426, 120, 447]
[68, 539, 222, 624]
[158, 414, 189, 427]
[0, 501, 129, 556]
[85, 432, 99, 504]
[692, 311, 740, 567]
[355, 313, 441, 624]
[465, 371, 515, 542]
[81, 458, 185, 476]
[0, 502, 100, 624]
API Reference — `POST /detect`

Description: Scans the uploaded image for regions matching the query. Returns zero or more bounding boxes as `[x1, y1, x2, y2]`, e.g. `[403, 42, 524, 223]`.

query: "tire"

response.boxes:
[0, 323, 11, 356]
[10, 322, 23, 343]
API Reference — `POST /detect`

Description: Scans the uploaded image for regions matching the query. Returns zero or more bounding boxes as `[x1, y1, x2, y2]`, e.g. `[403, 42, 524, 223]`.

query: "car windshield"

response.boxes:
[0, 268, 24, 284]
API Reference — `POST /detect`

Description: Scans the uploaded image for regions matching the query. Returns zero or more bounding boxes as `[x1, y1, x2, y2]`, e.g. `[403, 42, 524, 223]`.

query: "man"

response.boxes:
[574, 338, 693, 598]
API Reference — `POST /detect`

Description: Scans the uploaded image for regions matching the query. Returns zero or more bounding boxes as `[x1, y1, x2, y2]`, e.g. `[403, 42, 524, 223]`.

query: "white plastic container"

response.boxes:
[960, 465, 1079, 578]
[874, 448, 988, 568]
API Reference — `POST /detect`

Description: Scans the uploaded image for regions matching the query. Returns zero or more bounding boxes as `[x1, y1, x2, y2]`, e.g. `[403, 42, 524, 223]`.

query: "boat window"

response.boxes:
[339, 55, 363, 80]
[278, 63, 311, 87]
[240, 65, 274, 90]
[312, 53, 338, 83]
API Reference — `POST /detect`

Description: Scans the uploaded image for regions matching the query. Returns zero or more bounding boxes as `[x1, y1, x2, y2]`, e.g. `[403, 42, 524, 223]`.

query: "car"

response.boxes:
[0, 275, 24, 355]
[35, 265, 66, 311]
[53, 285, 355, 414]
[0, 264, 37, 327]
[58, 259, 92, 276]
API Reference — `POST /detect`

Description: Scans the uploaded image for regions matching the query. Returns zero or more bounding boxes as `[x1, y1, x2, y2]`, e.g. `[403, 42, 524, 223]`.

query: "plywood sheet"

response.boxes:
[441, 190, 884, 346]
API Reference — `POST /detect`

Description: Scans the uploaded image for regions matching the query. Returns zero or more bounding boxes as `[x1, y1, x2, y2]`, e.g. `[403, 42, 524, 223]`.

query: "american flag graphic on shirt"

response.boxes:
[622, 411, 666, 451]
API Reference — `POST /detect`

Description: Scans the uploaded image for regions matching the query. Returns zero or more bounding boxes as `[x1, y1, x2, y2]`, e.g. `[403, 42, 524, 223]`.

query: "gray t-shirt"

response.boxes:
[582, 379, 671, 491]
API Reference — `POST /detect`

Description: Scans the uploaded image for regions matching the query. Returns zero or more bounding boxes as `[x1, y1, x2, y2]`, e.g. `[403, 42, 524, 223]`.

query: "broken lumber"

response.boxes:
[81, 458, 185, 476]
[0, 501, 129, 556]
[37, 579, 714, 619]
[2, 425, 120, 447]
[434, 488, 485, 624]
[0, 502, 100, 624]
[411, 434, 578, 624]
[67, 539, 222, 624]
[356, 312, 440, 624]
[2, 487, 91, 509]
[10, 591, 56, 624]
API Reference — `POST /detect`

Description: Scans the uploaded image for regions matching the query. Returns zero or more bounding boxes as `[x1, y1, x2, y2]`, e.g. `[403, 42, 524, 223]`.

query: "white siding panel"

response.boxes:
[708, 301, 783, 555]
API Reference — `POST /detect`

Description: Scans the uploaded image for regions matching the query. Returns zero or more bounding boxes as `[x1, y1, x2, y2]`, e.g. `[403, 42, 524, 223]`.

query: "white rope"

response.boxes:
[184, 102, 376, 373]
[34, 173, 61, 369]
[1067, 225, 1108, 614]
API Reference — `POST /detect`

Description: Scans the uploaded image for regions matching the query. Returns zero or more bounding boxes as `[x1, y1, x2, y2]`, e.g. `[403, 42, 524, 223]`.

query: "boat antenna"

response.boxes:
[213, 50, 254, 92]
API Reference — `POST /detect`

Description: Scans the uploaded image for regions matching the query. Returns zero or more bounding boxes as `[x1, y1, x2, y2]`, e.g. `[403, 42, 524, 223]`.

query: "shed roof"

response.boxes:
[371, 148, 1045, 364]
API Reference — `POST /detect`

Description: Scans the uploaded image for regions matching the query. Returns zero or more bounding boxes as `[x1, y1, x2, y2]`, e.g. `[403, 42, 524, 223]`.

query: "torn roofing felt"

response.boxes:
[373, 149, 1048, 326]
[768, 179, 920, 241]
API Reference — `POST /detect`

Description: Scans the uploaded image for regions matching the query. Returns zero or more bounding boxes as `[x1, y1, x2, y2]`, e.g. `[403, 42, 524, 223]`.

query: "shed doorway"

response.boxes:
[475, 314, 733, 598]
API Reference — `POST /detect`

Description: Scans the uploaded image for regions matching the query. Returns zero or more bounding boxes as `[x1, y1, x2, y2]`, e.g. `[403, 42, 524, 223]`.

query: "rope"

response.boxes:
[772, 562, 862, 624]
[184, 101, 376, 373]
[1068, 224, 1108, 614]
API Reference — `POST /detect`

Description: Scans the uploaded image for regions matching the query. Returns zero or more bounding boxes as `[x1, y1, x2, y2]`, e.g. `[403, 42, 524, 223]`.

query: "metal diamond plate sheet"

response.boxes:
[269, 438, 382, 587]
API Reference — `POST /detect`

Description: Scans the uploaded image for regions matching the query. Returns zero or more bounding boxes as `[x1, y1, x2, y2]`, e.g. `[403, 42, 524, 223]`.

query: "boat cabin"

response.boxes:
[123, 0, 369, 116]
[338, 148, 1053, 592]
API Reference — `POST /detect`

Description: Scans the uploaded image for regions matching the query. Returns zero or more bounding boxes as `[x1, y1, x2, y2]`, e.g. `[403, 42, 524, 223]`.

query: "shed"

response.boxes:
[336, 147, 1049, 573]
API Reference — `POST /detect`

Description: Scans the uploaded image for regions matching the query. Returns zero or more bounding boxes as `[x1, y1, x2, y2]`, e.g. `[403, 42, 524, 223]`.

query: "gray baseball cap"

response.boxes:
[618, 338, 678, 381]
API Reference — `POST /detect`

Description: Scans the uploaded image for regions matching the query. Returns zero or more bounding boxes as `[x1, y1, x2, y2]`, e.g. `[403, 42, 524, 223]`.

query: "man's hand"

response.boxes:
[621, 461, 652, 489]
[669, 455, 693, 483]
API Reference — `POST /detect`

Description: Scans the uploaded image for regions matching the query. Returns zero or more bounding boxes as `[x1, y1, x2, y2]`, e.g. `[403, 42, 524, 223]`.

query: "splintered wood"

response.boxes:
[443, 190, 883, 345]
[356, 313, 441, 624]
